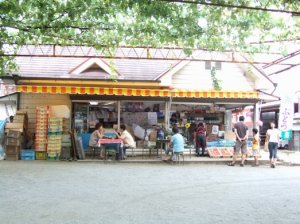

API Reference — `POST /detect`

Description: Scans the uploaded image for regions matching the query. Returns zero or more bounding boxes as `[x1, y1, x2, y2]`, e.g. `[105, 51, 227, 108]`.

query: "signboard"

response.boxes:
[278, 95, 294, 140]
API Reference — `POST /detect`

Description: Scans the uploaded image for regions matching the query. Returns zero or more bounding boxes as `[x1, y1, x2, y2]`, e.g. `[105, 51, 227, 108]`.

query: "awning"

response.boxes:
[172, 89, 259, 99]
[17, 85, 171, 97]
[17, 85, 259, 99]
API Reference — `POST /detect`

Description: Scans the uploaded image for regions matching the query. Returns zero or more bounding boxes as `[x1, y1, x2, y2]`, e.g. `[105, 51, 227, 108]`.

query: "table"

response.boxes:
[98, 139, 123, 160]
[156, 139, 171, 158]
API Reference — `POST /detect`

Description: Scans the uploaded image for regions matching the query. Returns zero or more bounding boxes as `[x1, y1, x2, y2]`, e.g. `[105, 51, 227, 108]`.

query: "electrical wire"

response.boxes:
[157, 0, 300, 16]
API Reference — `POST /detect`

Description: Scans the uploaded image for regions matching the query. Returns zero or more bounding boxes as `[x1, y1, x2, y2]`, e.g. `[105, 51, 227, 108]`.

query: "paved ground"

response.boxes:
[1, 161, 300, 224]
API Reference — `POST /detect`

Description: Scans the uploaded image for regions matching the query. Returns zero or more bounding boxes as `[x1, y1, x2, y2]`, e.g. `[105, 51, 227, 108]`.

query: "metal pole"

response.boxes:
[117, 100, 121, 129]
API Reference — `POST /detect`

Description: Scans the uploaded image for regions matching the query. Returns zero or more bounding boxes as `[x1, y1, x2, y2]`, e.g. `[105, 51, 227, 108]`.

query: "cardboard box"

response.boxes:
[5, 145, 21, 154]
[149, 131, 157, 142]
[5, 123, 24, 129]
[206, 134, 218, 141]
[7, 130, 22, 139]
[5, 154, 19, 161]
[13, 115, 26, 123]
[224, 131, 236, 141]
[6, 137, 23, 146]
[5, 128, 23, 134]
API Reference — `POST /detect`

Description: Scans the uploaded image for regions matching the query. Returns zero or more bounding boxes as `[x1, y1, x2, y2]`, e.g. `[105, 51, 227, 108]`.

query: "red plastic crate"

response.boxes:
[207, 148, 222, 158]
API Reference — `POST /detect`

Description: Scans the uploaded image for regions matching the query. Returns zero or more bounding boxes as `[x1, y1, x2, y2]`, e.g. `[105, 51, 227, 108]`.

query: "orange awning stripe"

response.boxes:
[171, 89, 259, 99]
[17, 85, 259, 99]
[17, 85, 171, 97]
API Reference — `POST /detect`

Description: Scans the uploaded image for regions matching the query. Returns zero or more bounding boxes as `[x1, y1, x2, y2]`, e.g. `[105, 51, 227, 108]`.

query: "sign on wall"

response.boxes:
[278, 95, 294, 140]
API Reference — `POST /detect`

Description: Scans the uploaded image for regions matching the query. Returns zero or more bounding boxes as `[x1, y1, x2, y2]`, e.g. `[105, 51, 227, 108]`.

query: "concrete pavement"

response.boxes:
[0, 161, 300, 224]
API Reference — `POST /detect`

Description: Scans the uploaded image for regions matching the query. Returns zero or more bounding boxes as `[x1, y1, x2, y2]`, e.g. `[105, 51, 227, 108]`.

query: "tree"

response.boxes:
[0, 0, 300, 75]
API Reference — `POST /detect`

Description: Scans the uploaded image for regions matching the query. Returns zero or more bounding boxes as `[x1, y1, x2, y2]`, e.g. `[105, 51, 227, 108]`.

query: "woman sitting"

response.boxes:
[89, 122, 105, 159]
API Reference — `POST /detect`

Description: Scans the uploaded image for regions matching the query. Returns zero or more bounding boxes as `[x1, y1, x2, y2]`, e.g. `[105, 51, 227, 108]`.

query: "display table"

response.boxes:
[156, 139, 171, 158]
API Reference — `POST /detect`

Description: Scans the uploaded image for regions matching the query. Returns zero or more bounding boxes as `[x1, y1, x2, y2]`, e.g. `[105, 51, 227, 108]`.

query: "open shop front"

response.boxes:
[71, 96, 168, 153]
[168, 90, 260, 158]
[13, 84, 171, 160]
[14, 85, 261, 160]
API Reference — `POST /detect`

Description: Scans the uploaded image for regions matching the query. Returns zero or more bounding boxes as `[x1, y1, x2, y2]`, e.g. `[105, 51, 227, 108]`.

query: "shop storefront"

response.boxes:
[3, 50, 274, 160]
[16, 83, 260, 152]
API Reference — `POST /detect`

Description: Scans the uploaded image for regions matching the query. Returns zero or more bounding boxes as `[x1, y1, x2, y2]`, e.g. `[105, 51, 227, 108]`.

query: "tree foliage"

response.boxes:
[0, 0, 300, 75]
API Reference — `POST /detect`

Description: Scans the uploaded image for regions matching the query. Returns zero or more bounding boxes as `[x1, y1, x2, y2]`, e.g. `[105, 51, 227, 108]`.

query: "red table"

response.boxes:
[98, 139, 123, 160]
[98, 139, 123, 144]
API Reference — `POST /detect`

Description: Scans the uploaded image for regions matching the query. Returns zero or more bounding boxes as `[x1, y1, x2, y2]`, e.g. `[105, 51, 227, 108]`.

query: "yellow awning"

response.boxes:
[17, 85, 171, 97]
[17, 85, 259, 99]
[172, 89, 259, 99]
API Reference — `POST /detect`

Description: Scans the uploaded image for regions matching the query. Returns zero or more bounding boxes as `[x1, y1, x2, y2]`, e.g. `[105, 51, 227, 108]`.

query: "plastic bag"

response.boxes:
[264, 141, 269, 152]
[0, 144, 5, 160]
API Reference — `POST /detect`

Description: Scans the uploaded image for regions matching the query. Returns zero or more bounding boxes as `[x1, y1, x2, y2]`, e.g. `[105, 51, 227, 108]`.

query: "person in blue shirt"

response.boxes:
[163, 126, 184, 161]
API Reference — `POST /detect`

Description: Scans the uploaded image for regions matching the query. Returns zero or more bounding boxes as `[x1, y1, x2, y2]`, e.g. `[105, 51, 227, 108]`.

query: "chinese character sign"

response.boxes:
[278, 95, 294, 140]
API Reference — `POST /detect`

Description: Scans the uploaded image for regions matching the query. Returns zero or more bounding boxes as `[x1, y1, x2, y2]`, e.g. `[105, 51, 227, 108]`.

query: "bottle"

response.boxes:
[157, 129, 165, 140]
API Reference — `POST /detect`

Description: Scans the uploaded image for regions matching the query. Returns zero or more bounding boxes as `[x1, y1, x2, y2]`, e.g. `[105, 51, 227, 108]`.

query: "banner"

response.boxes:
[278, 95, 294, 140]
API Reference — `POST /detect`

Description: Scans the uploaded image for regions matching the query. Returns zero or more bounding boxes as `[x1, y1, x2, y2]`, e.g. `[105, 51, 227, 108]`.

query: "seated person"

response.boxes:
[115, 124, 136, 160]
[163, 126, 184, 161]
[170, 113, 178, 126]
[89, 122, 105, 159]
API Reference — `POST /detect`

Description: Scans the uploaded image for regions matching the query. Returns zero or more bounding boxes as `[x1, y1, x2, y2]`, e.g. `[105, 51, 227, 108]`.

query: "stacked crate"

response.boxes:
[47, 117, 63, 160]
[13, 111, 29, 130]
[35, 106, 49, 160]
[60, 134, 72, 160]
[5, 130, 23, 160]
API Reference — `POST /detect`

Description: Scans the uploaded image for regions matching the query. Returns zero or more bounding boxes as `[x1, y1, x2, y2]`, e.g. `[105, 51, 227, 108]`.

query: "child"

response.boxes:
[252, 128, 260, 166]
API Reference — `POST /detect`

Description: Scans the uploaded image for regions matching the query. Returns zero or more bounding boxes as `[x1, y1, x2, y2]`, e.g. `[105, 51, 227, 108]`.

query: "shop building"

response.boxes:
[4, 46, 274, 153]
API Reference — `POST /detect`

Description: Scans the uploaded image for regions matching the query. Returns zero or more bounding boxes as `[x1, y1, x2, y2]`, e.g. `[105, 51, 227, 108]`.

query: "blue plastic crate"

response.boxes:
[207, 141, 218, 147]
[21, 155, 35, 160]
[21, 149, 35, 157]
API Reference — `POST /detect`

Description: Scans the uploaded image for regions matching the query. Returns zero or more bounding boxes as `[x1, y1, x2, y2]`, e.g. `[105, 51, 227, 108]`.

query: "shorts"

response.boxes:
[234, 140, 247, 155]
[252, 149, 258, 157]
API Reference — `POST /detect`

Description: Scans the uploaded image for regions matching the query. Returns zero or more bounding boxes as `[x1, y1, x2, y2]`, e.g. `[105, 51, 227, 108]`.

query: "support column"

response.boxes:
[253, 103, 257, 129]
[117, 100, 121, 129]
[165, 100, 170, 127]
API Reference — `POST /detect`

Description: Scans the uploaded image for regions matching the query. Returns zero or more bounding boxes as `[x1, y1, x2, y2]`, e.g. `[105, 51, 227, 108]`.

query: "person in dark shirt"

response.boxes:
[194, 122, 207, 157]
[170, 113, 178, 126]
[228, 116, 248, 166]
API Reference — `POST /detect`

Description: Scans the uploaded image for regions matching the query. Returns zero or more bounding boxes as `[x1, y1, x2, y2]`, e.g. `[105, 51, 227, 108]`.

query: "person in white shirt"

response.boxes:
[266, 122, 281, 168]
[115, 124, 136, 159]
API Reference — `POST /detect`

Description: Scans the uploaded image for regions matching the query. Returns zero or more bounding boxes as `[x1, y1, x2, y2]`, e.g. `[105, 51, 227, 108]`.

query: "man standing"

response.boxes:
[228, 116, 248, 167]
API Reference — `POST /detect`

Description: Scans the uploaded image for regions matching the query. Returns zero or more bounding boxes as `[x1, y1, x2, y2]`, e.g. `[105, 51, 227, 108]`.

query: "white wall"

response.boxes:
[171, 61, 255, 91]
[0, 94, 17, 120]
[19, 93, 71, 133]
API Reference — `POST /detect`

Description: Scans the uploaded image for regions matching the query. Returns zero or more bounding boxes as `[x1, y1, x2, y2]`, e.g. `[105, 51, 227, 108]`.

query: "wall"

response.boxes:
[19, 93, 71, 133]
[171, 61, 255, 91]
[0, 94, 17, 120]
